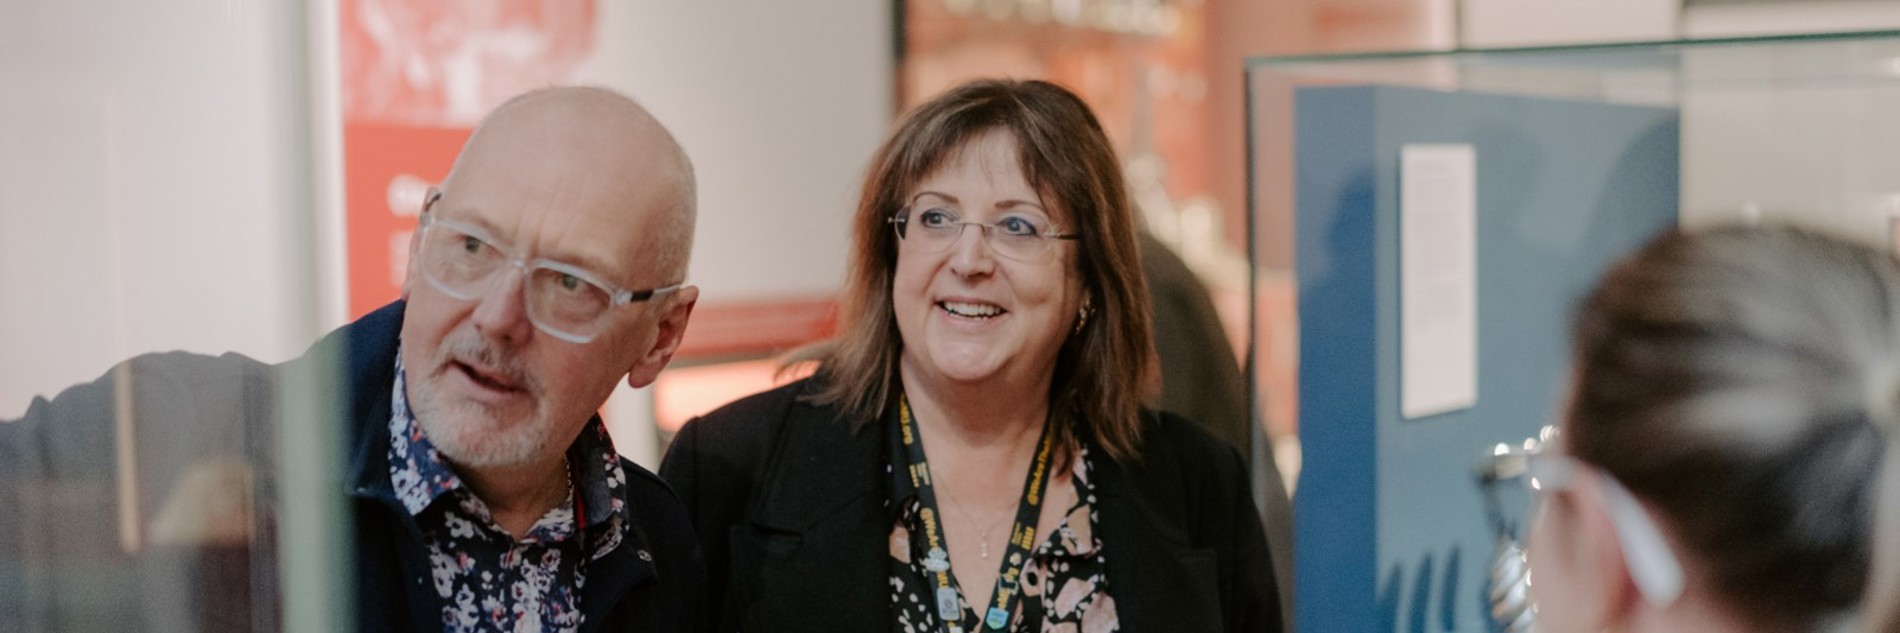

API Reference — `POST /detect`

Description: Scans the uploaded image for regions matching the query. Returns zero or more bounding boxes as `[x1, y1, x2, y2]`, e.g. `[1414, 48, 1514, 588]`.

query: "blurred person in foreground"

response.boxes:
[1505, 226, 1900, 632]
[0, 86, 705, 632]
[660, 79, 1281, 632]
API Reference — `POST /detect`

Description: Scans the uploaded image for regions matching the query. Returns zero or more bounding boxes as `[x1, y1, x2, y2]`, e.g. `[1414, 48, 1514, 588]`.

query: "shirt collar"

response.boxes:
[388, 355, 461, 516]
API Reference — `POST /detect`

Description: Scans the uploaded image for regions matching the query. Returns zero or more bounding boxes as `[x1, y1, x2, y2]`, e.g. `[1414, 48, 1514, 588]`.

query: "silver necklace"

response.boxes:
[939, 483, 1011, 559]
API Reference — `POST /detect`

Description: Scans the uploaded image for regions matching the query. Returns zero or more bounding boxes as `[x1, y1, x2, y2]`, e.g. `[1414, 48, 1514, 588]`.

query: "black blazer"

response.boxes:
[659, 379, 1283, 632]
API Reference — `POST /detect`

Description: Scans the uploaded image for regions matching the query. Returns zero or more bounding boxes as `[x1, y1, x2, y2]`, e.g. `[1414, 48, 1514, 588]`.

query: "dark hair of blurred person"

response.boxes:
[1527, 225, 1900, 632]
[661, 79, 1282, 632]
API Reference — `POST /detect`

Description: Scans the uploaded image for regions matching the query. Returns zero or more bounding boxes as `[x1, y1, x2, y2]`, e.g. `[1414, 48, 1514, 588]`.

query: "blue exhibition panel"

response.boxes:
[1291, 85, 1680, 633]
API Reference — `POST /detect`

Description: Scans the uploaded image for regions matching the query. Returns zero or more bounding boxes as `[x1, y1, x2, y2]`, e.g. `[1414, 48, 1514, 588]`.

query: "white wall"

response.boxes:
[578, 2, 894, 467]
[1674, 6, 1900, 248]
[1677, 0, 1900, 237]
[581, 1, 891, 303]
[1684, 0, 1900, 38]
[0, 1, 321, 420]
[1678, 43, 1900, 247]
[1461, 0, 1678, 48]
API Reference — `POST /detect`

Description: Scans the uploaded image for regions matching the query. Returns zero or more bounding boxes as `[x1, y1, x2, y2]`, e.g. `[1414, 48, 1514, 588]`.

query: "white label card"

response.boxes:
[1399, 144, 1478, 420]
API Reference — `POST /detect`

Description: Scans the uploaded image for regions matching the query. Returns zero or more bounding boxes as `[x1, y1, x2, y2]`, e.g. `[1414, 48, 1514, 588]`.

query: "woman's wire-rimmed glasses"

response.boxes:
[888, 193, 1079, 261]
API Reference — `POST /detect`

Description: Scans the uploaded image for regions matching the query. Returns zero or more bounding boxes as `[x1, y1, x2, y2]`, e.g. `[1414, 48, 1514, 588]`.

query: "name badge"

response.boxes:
[936, 586, 961, 622]
[984, 607, 1009, 629]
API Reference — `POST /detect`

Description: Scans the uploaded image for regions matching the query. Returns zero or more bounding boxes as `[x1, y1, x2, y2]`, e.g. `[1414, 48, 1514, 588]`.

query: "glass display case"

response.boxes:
[0, 3, 348, 631]
[1248, 30, 1900, 632]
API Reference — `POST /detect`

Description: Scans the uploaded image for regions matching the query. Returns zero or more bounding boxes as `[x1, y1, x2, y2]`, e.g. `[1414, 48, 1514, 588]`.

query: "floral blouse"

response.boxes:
[888, 444, 1120, 633]
[388, 357, 629, 633]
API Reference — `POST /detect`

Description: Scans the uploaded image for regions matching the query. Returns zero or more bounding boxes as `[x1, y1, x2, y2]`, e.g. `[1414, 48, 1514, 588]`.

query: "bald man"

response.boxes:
[1, 87, 705, 632]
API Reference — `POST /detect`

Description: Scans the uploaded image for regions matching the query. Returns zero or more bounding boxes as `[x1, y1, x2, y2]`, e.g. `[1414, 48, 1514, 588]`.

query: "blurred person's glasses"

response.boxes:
[415, 191, 682, 344]
[1477, 425, 1686, 631]
[888, 193, 1079, 261]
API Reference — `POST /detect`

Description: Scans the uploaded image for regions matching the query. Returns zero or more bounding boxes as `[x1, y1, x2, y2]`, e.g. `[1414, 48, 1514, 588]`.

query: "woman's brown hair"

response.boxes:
[790, 78, 1156, 462]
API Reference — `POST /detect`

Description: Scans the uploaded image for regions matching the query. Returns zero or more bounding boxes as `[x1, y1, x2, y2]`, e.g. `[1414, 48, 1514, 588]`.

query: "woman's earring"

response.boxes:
[1073, 297, 1093, 335]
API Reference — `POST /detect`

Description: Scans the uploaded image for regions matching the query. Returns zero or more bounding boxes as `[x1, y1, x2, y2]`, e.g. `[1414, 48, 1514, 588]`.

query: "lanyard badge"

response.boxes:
[896, 394, 1054, 632]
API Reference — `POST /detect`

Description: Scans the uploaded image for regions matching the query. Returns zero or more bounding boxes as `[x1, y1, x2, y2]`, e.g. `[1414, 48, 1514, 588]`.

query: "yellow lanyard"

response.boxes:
[895, 394, 1054, 632]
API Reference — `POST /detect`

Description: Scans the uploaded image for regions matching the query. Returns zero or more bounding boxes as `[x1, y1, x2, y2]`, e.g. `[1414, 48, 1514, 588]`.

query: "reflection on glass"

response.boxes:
[0, 2, 344, 631]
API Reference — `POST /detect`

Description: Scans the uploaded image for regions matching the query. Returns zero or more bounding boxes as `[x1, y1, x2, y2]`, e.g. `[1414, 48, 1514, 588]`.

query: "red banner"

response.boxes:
[339, 0, 596, 318]
[341, 123, 470, 318]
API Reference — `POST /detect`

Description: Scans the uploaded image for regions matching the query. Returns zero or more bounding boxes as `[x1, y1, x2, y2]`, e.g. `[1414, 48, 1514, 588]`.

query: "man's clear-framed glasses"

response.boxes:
[888, 193, 1080, 261]
[415, 194, 682, 344]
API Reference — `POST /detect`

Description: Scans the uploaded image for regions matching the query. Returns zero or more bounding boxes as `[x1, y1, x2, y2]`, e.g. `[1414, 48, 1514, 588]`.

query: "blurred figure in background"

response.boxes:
[1139, 228, 1295, 624]
[1516, 226, 1900, 632]
[662, 78, 1281, 632]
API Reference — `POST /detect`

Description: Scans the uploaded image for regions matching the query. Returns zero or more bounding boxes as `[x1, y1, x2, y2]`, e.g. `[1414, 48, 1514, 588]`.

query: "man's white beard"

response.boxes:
[410, 333, 551, 469]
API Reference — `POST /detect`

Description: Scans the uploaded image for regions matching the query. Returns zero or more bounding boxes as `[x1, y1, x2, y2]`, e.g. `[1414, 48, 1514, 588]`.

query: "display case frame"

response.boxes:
[1248, 29, 1900, 632]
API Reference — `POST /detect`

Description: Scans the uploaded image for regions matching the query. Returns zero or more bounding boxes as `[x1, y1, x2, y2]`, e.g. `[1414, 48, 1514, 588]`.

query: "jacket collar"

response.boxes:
[1094, 418, 1223, 631]
[748, 387, 889, 533]
[326, 300, 656, 583]
[1089, 437, 1223, 633]
[320, 300, 404, 502]
[734, 388, 894, 628]
[579, 542, 649, 633]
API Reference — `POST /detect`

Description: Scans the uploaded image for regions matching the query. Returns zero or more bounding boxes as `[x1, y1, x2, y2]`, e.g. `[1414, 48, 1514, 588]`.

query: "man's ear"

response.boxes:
[625, 285, 698, 389]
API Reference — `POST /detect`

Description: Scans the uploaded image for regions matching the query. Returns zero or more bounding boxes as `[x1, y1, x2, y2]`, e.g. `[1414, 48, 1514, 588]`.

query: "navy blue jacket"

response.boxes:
[1, 301, 705, 632]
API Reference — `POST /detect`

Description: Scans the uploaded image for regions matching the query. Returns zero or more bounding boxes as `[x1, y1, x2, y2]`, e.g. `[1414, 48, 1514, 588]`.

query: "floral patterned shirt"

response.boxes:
[888, 443, 1120, 633]
[388, 357, 629, 633]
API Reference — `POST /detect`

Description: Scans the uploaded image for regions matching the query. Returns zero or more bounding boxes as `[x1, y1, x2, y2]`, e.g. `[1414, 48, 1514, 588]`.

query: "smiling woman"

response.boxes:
[889, 129, 1088, 439]
[660, 79, 1284, 633]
